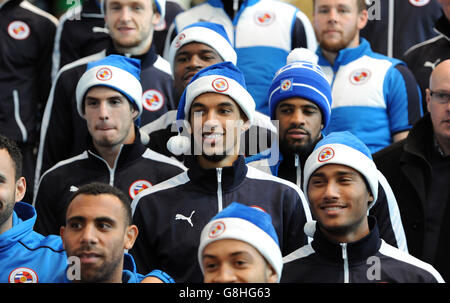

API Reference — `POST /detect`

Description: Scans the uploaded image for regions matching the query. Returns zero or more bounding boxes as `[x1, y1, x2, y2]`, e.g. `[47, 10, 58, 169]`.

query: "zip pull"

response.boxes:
[295, 154, 301, 188]
[233, 0, 239, 17]
[340, 243, 349, 283]
[216, 168, 223, 212]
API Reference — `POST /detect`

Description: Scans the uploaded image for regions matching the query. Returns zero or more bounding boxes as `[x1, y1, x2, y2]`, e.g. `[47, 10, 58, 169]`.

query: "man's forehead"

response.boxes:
[278, 97, 320, 108]
[176, 42, 219, 55]
[67, 194, 123, 218]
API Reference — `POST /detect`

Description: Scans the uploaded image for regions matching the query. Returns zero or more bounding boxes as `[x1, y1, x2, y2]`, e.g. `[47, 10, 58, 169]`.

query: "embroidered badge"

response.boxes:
[318, 147, 335, 162]
[96, 67, 112, 81]
[9, 268, 38, 283]
[208, 221, 225, 238]
[142, 89, 165, 112]
[129, 180, 152, 199]
[349, 68, 371, 85]
[254, 11, 275, 26]
[211, 78, 229, 92]
[8, 21, 30, 40]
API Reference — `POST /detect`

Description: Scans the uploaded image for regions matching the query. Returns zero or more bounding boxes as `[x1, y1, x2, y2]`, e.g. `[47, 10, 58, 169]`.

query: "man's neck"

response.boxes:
[0, 216, 13, 236]
[94, 143, 122, 169]
[113, 34, 153, 56]
[321, 48, 338, 66]
[197, 154, 239, 169]
[319, 218, 370, 244]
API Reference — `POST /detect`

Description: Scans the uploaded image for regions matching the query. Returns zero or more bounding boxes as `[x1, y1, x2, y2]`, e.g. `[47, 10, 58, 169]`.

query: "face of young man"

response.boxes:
[83, 86, 137, 150]
[202, 239, 277, 283]
[308, 164, 373, 242]
[313, 0, 368, 53]
[276, 97, 323, 156]
[60, 193, 138, 283]
[0, 149, 25, 235]
[174, 42, 224, 99]
[426, 59, 450, 154]
[189, 92, 248, 167]
[105, 0, 160, 53]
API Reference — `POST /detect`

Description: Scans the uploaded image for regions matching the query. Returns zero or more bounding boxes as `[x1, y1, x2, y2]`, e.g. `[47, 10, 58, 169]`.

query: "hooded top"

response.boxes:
[0, 202, 67, 283]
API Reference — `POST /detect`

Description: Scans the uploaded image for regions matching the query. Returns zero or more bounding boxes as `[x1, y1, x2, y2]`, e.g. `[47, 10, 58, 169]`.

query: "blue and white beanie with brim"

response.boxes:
[100, 0, 166, 19]
[168, 21, 237, 73]
[198, 202, 283, 282]
[75, 54, 143, 123]
[303, 131, 379, 209]
[268, 48, 332, 128]
[167, 61, 255, 155]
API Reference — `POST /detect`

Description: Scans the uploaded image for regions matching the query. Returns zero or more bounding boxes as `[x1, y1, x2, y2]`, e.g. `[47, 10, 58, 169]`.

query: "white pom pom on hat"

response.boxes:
[286, 47, 319, 65]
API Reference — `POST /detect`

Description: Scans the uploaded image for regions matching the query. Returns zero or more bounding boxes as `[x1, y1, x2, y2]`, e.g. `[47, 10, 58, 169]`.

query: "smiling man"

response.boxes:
[131, 62, 312, 282]
[281, 131, 444, 283]
[33, 55, 185, 236]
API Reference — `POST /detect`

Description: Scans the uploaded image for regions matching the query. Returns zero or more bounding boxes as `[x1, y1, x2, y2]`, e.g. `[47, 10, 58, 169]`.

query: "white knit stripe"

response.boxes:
[131, 171, 190, 216]
[379, 241, 445, 283]
[32, 151, 89, 206]
[282, 244, 315, 264]
[246, 166, 313, 223]
[141, 148, 187, 171]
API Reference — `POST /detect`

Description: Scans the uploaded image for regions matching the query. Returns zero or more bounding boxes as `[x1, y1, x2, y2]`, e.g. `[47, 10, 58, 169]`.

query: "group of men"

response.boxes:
[0, 0, 449, 284]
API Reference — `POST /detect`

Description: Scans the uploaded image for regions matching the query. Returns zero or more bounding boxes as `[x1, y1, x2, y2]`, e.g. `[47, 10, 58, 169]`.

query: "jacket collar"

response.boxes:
[186, 155, 248, 192]
[434, 13, 450, 41]
[0, 202, 35, 252]
[402, 114, 434, 163]
[87, 126, 147, 168]
[317, 38, 372, 69]
[106, 44, 158, 70]
[311, 216, 381, 263]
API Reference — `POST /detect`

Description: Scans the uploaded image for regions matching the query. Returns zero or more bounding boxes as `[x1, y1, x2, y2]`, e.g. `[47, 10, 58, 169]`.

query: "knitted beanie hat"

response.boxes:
[198, 202, 283, 282]
[268, 48, 332, 128]
[76, 54, 143, 123]
[168, 21, 237, 73]
[303, 131, 379, 207]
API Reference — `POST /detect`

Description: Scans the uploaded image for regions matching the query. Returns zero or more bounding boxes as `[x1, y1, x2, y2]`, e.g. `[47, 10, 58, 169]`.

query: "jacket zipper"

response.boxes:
[340, 243, 349, 283]
[13, 90, 28, 142]
[216, 168, 223, 213]
[89, 145, 123, 185]
[295, 154, 301, 188]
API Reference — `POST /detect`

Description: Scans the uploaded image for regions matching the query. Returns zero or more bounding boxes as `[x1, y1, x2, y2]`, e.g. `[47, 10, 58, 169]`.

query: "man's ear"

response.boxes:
[15, 176, 26, 203]
[124, 225, 139, 250]
[60, 226, 66, 250]
[266, 263, 278, 283]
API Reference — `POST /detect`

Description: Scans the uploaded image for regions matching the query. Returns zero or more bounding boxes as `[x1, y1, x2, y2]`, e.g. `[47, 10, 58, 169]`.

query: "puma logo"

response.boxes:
[424, 58, 441, 70]
[175, 210, 195, 227]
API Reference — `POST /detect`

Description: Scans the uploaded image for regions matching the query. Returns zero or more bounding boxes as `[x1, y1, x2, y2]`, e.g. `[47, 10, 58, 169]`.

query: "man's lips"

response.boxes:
[202, 132, 224, 145]
[286, 128, 309, 140]
[77, 252, 103, 264]
[319, 203, 347, 216]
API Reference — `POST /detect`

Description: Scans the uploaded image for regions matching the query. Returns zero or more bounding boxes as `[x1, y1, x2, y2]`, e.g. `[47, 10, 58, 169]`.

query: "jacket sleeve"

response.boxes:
[33, 172, 61, 236]
[292, 10, 318, 52]
[384, 63, 423, 134]
[37, 19, 57, 110]
[369, 171, 409, 253]
[130, 196, 158, 274]
[35, 68, 77, 190]
[282, 188, 313, 256]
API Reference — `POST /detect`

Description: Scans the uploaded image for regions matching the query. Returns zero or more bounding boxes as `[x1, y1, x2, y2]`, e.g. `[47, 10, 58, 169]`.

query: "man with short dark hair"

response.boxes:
[34, 55, 185, 236]
[131, 62, 312, 282]
[282, 131, 444, 283]
[0, 134, 67, 283]
[35, 0, 176, 184]
[61, 182, 174, 283]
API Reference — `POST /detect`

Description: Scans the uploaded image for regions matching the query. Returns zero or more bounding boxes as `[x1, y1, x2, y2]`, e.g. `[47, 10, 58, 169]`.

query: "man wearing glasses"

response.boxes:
[374, 59, 450, 282]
